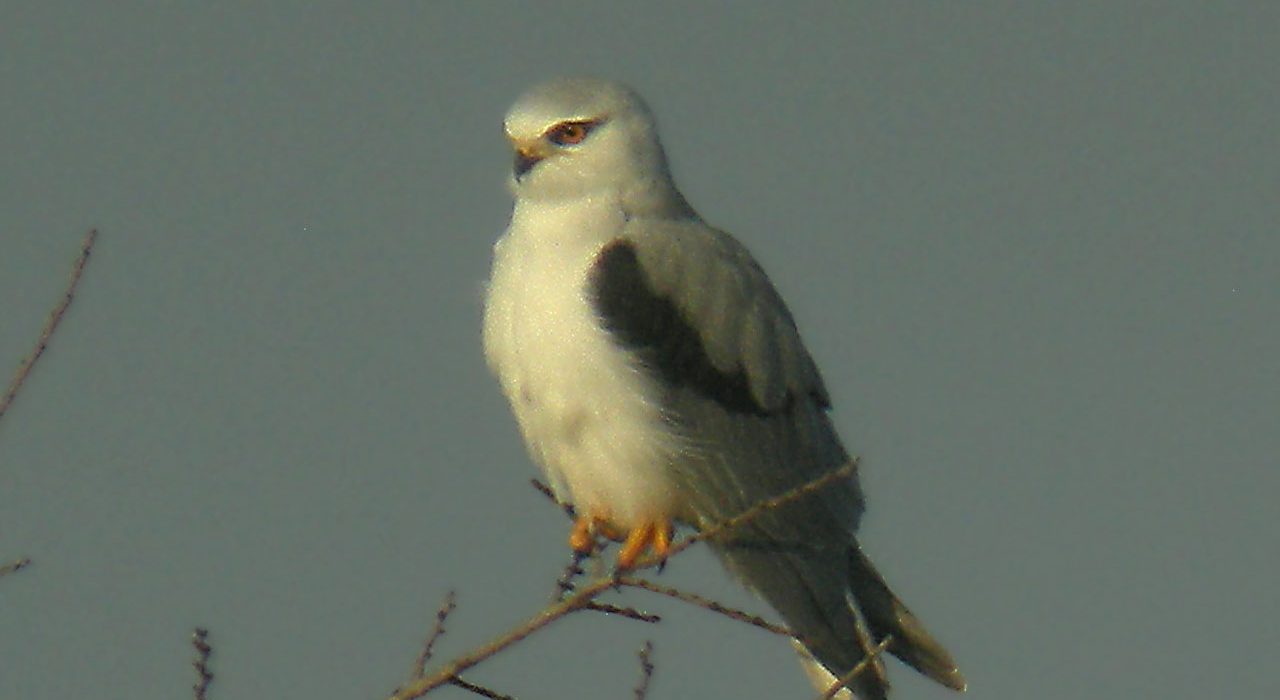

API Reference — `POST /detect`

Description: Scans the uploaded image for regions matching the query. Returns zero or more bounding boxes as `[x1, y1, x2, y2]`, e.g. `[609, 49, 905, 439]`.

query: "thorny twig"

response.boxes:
[0, 228, 98, 428]
[412, 590, 457, 679]
[633, 641, 655, 700]
[191, 628, 213, 700]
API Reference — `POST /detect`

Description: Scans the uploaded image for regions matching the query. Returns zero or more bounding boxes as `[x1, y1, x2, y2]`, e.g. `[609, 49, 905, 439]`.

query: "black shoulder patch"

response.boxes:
[588, 239, 776, 416]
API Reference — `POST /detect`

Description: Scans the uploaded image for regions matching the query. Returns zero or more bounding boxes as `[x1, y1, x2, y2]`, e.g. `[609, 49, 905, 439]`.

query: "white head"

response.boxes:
[503, 78, 691, 214]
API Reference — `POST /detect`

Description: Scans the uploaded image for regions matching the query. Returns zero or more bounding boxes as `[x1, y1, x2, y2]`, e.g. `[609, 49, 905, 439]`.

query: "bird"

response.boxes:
[482, 77, 965, 699]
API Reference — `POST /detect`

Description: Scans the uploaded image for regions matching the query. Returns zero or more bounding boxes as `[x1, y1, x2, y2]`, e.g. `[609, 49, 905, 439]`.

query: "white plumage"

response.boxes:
[483, 195, 684, 529]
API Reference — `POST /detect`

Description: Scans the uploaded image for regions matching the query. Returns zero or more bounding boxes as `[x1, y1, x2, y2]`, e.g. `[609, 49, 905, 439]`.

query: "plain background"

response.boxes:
[2, 3, 1277, 698]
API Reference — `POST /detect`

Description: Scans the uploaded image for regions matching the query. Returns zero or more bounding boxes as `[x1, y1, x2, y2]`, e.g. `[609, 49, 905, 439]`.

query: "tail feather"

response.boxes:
[792, 545, 965, 698]
[847, 545, 968, 691]
[709, 529, 963, 697]
[712, 540, 893, 699]
[793, 638, 879, 700]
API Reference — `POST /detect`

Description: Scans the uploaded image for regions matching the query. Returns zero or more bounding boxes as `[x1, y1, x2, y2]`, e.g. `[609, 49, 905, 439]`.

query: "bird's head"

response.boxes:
[503, 78, 679, 204]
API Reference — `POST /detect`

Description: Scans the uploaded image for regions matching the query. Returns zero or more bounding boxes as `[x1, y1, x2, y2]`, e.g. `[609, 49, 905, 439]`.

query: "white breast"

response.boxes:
[482, 197, 682, 530]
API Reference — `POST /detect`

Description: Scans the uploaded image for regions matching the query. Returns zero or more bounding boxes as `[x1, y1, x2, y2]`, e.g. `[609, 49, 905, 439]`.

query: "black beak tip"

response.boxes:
[514, 152, 542, 179]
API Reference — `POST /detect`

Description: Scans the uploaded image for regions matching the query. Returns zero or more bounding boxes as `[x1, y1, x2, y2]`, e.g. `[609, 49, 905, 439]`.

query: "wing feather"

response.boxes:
[607, 218, 830, 413]
[588, 216, 862, 526]
[588, 218, 944, 698]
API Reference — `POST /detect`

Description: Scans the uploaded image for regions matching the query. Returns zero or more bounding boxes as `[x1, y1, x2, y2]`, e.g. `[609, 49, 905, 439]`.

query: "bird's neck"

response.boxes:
[509, 195, 627, 249]
[511, 176, 698, 223]
[619, 177, 698, 220]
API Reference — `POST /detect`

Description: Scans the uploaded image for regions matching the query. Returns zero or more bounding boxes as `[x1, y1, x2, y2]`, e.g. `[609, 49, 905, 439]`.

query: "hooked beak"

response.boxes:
[511, 140, 549, 180]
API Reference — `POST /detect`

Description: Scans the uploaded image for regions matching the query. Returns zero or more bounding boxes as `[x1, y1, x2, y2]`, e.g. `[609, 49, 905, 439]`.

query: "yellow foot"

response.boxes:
[568, 514, 624, 554]
[616, 520, 673, 570]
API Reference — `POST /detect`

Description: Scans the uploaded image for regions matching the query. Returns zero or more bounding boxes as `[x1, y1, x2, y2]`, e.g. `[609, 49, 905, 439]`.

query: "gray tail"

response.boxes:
[846, 544, 967, 692]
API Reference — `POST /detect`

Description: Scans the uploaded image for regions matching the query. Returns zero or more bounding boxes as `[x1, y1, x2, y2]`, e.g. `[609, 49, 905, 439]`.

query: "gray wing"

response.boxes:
[586, 216, 856, 522]
[591, 218, 829, 415]
[587, 218, 965, 698]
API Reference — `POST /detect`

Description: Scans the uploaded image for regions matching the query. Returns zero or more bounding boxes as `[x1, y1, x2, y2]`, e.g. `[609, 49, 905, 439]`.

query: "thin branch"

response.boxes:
[393, 463, 861, 699]
[641, 460, 859, 568]
[449, 676, 514, 700]
[0, 557, 32, 579]
[551, 549, 588, 602]
[0, 228, 98, 428]
[191, 628, 213, 700]
[618, 576, 793, 638]
[849, 607, 888, 690]
[530, 478, 575, 518]
[632, 641, 655, 700]
[390, 574, 623, 700]
[583, 600, 662, 624]
[412, 590, 457, 679]
[817, 635, 892, 700]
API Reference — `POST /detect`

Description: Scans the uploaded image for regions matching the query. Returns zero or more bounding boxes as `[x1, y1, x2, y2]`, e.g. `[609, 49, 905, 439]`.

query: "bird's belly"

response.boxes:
[485, 225, 682, 530]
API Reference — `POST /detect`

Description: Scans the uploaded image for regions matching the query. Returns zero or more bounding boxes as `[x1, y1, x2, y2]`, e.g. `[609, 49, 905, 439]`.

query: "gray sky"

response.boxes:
[2, 3, 1277, 698]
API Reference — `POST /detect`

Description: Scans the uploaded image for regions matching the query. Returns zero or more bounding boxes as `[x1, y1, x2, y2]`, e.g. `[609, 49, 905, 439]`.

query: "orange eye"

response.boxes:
[547, 121, 595, 146]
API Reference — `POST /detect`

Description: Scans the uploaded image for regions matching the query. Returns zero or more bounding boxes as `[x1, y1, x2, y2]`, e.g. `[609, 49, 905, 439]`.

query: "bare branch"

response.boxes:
[392, 463, 862, 699]
[602, 460, 862, 575]
[582, 600, 662, 624]
[0, 557, 32, 579]
[390, 574, 623, 700]
[191, 628, 213, 700]
[618, 576, 793, 638]
[551, 549, 588, 602]
[662, 460, 859, 563]
[530, 478, 575, 518]
[633, 641, 655, 700]
[817, 635, 892, 700]
[449, 676, 514, 700]
[412, 590, 458, 679]
[849, 607, 889, 690]
[0, 228, 98, 428]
